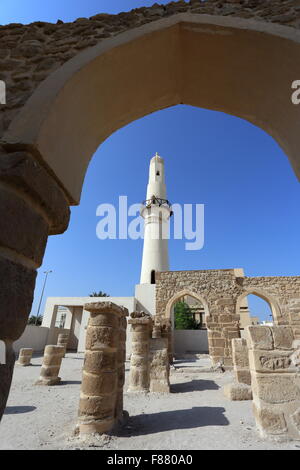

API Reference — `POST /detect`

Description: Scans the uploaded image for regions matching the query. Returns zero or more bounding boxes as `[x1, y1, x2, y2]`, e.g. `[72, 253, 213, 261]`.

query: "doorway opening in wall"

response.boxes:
[171, 294, 209, 366]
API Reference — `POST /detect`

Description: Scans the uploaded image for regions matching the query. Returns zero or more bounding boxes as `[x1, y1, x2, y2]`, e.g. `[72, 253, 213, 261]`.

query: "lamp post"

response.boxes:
[35, 270, 53, 325]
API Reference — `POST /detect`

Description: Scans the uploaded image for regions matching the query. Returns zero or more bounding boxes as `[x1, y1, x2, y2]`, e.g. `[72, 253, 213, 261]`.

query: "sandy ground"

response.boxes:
[0, 353, 299, 451]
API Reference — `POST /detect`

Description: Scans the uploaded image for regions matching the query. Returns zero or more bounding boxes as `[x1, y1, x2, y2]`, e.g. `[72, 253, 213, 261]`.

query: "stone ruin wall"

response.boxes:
[155, 269, 300, 366]
[1, 0, 300, 135]
[248, 325, 300, 440]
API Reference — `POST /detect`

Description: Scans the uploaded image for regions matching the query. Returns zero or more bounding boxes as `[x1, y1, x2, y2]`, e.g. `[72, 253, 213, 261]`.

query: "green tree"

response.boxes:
[28, 315, 43, 326]
[89, 291, 109, 297]
[174, 301, 199, 330]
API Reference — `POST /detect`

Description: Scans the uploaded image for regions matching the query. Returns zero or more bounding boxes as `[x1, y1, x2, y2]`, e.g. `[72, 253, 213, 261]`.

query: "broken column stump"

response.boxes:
[77, 302, 128, 436]
[57, 332, 69, 357]
[128, 312, 152, 393]
[149, 317, 171, 393]
[17, 348, 33, 367]
[35, 345, 64, 385]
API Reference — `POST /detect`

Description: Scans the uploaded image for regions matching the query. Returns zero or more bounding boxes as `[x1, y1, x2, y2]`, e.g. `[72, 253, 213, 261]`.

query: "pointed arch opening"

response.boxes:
[236, 288, 282, 326]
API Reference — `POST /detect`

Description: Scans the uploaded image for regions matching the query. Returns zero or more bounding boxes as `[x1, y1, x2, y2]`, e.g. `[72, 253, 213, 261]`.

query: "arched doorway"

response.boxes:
[165, 289, 210, 363]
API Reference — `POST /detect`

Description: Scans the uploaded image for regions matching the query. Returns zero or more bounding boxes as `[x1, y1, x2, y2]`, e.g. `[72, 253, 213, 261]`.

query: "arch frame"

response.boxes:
[165, 288, 210, 324]
[2, 12, 300, 203]
[235, 287, 282, 324]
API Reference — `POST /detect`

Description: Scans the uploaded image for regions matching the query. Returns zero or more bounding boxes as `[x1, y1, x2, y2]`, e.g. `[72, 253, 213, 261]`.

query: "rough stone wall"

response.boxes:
[242, 276, 300, 338]
[248, 325, 300, 440]
[156, 269, 300, 366]
[156, 269, 243, 366]
[1, 0, 300, 134]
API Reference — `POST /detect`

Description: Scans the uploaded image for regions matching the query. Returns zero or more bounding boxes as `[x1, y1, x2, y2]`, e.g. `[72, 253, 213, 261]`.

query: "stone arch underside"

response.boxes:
[165, 288, 210, 321]
[2, 9, 300, 204]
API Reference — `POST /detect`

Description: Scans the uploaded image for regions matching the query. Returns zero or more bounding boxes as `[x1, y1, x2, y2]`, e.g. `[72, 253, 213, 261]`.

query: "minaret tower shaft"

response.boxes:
[140, 153, 172, 284]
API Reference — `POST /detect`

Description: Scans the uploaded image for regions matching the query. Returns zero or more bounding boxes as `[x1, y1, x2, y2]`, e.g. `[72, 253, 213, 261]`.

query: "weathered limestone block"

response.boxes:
[149, 318, 171, 393]
[223, 338, 252, 400]
[116, 315, 127, 422]
[57, 332, 69, 357]
[232, 338, 251, 386]
[223, 383, 252, 401]
[128, 312, 152, 393]
[17, 348, 33, 366]
[248, 325, 300, 441]
[248, 325, 274, 350]
[253, 404, 288, 436]
[77, 302, 128, 436]
[272, 326, 294, 350]
[35, 345, 64, 385]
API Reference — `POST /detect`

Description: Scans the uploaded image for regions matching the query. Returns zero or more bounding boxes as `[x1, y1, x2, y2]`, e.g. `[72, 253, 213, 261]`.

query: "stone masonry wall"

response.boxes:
[1, 0, 300, 134]
[156, 269, 300, 367]
[248, 325, 300, 440]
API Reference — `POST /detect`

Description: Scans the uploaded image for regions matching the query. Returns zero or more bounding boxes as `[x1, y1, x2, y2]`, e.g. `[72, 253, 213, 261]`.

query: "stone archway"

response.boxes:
[1, 1, 300, 420]
[165, 289, 210, 361]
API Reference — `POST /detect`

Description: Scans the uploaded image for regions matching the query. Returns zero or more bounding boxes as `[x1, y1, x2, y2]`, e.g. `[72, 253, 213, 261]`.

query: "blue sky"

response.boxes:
[2, 1, 299, 322]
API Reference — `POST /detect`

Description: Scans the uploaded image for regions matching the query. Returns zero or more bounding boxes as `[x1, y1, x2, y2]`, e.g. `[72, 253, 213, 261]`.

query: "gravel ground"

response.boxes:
[0, 353, 299, 450]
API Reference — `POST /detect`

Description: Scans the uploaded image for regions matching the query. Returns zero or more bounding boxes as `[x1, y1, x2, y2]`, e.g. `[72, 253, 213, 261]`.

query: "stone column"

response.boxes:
[57, 332, 69, 357]
[223, 338, 252, 401]
[248, 325, 300, 440]
[116, 313, 128, 422]
[17, 348, 33, 366]
[232, 338, 251, 385]
[35, 345, 65, 385]
[206, 307, 240, 368]
[77, 302, 128, 436]
[0, 149, 70, 420]
[128, 312, 152, 393]
[149, 317, 170, 393]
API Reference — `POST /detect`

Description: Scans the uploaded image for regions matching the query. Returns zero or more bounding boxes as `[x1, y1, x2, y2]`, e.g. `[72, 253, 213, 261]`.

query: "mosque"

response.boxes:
[40, 153, 258, 356]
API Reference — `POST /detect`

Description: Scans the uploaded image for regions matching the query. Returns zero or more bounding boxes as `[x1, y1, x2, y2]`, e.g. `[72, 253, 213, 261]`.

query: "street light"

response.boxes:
[35, 270, 53, 325]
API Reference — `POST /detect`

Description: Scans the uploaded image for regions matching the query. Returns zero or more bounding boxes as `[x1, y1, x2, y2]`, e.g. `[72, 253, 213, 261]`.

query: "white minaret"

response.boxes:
[140, 153, 172, 284]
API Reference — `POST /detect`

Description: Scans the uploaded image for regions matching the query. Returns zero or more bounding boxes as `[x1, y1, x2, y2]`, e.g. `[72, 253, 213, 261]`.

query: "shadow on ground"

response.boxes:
[60, 381, 82, 385]
[4, 406, 36, 415]
[171, 379, 219, 393]
[120, 406, 229, 436]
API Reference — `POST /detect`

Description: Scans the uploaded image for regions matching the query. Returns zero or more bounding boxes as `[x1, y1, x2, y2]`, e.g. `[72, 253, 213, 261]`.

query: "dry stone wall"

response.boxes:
[1, 0, 300, 134]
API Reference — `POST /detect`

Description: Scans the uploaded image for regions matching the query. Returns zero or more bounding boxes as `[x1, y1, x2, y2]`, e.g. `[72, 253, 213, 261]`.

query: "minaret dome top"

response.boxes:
[151, 151, 164, 163]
